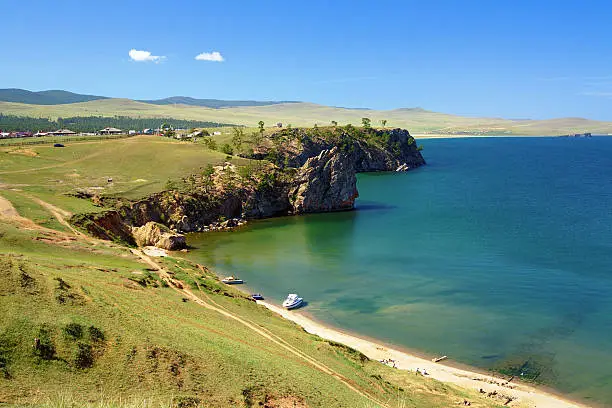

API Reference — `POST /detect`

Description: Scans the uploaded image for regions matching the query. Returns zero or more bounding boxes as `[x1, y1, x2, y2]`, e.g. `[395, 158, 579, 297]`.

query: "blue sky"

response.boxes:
[2, 0, 612, 120]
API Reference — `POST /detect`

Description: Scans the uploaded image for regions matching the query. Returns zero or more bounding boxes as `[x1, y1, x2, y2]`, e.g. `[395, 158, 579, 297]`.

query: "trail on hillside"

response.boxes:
[130, 248, 389, 408]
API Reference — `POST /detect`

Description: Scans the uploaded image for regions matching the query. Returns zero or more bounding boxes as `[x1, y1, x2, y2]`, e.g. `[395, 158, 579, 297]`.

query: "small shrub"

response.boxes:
[33, 327, 55, 360]
[88, 326, 105, 342]
[220, 143, 233, 155]
[173, 396, 201, 408]
[63, 323, 83, 339]
[73, 342, 94, 369]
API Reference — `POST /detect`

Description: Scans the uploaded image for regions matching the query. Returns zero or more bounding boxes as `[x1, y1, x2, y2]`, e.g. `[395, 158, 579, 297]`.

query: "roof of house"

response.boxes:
[100, 127, 122, 132]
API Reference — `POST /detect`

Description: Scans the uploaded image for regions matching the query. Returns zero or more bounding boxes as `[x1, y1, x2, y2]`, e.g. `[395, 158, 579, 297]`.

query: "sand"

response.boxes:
[257, 300, 590, 408]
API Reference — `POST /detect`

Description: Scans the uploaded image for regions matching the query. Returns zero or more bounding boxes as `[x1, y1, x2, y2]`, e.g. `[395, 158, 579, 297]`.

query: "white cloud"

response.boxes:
[195, 51, 224, 62]
[129, 49, 165, 63]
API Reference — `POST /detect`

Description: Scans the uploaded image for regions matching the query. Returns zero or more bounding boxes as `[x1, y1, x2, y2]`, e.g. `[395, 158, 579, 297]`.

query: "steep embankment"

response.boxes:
[72, 127, 425, 247]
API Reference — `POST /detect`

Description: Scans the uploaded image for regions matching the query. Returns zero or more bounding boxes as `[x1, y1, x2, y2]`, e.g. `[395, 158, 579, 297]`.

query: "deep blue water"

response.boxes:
[186, 137, 612, 406]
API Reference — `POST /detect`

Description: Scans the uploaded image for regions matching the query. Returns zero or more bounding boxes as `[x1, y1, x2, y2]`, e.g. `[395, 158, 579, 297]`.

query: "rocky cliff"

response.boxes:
[72, 127, 425, 247]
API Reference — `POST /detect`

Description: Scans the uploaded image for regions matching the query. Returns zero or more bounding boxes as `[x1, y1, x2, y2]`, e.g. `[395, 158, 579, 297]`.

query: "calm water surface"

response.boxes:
[186, 137, 612, 406]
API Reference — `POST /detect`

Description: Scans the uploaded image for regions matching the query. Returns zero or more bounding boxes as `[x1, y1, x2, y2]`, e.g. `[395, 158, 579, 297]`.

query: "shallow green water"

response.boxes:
[186, 137, 612, 406]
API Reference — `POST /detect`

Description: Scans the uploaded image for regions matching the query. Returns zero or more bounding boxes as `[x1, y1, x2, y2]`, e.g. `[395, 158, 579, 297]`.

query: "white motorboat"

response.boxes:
[282, 293, 303, 309]
[221, 276, 243, 284]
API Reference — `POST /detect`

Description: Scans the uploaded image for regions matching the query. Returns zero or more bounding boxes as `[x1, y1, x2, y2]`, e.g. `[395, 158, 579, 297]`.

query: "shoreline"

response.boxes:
[179, 251, 597, 408]
[252, 299, 591, 408]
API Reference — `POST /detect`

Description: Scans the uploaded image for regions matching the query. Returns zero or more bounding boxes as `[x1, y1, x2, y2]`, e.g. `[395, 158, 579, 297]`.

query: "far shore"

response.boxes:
[412, 133, 611, 139]
[254, 299, 591, 408]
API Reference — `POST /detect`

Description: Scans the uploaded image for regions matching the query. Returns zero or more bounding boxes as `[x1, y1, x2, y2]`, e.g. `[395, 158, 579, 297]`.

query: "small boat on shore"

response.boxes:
[221, 276, 243, 284]
[282, 293, 303, 309]
[251, 293, 264, 300]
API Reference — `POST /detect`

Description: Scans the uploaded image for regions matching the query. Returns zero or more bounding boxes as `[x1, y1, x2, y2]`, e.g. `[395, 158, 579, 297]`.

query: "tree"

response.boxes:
[258, 121, 265, 133]
[361, 117, 371, 129]
[381, 119, 387, 128]
[221, 143, 234, 155]
[201, 164, 215, 192]
[231, 127, 244, 150]
[331, 120, 338, 127]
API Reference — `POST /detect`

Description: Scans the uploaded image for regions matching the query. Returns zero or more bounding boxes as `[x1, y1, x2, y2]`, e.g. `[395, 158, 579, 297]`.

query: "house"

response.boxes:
[51, 129, 77, 136]
[143, 128, 155, 135]
[99, 127, 123, 135]
[34, 131, 50, 137]
[0, 132, 10, 139]
[212, 131, 221, 136]
[128, 130, 137, 135]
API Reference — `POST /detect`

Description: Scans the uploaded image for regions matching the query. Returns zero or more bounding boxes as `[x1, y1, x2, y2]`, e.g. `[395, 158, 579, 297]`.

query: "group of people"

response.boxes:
[380, 358, 398, 368]
[415, 367, 429, 375]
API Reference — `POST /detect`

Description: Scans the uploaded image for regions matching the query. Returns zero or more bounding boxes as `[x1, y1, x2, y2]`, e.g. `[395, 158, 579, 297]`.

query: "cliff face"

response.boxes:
[72, 127, 425, 245]
[289, 146, 359, 213]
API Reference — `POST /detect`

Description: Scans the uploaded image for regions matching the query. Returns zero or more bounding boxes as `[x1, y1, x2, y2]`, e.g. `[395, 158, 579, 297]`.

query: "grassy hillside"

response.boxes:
[0, 135, 251, 200]
[1, 98, 611, 135]
[0, 89, 108, 105]
[0, 133, 502, 407]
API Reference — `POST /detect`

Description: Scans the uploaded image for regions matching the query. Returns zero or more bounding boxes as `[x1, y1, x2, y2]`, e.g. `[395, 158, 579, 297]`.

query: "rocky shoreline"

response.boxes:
[71, 127, 425, 249]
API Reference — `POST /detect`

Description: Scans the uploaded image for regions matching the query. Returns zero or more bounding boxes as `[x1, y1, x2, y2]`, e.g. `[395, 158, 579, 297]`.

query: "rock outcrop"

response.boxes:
[71, 127, 425, 244]
[289, 146, 358, 213]
[131, 222, 186, 250]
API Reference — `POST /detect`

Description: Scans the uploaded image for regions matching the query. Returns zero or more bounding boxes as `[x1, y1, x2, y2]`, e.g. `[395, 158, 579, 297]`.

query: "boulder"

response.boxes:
[131, 222, 186, 250]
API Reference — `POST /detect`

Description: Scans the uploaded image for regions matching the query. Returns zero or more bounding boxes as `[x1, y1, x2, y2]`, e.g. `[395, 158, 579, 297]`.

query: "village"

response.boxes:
[0, 126, 223, 139]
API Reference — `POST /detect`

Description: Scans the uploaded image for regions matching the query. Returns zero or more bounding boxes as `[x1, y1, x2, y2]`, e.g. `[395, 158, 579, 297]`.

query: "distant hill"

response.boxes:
[1, 91, 611, 135]
[0, 89, 108, 105]
[139, 96, 300, 108]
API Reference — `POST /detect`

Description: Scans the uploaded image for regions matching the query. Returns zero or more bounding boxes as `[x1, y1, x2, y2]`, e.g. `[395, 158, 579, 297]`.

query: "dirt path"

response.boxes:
[130, 248, 389, 408]
[0, 193, 50, 231]
[0, 194, 19, 218]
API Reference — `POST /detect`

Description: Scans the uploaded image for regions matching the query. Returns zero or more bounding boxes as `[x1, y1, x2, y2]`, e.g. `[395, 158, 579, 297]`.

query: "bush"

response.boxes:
[33, 327, 56, 360]
[220, 143, 234, 155]
[74, 342, 94, 369]
[88, 326, 105, 342]
[63, 323, 83, 339]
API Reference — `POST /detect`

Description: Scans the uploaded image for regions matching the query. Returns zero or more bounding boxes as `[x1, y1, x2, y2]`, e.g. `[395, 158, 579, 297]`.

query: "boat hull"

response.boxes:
[283, 299, 303, 309]
[222, 279, 243, 284]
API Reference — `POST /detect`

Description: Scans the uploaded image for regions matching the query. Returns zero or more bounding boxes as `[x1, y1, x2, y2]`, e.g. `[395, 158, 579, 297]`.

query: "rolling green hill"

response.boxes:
[0, 89, 108, 105]
[1, 94, 611, 135]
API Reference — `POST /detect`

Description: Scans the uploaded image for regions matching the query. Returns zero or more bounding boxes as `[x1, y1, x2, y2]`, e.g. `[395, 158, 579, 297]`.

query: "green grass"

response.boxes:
[0, 135, 251, 200]
[1, 98, 611, 135]
[0, 221, 500, 408]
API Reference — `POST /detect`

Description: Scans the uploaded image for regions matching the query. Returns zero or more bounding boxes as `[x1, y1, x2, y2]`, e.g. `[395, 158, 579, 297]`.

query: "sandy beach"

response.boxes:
[257, 300, 591, 408]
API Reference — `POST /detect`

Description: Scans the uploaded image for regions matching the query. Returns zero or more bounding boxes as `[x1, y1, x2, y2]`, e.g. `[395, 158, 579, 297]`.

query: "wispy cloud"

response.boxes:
[312, 76, 378, 85]
[195, 51, 224, 62]
[129, 49, 165, 63]
[581, 91, 612, 97]
[536, 76, 572, 82]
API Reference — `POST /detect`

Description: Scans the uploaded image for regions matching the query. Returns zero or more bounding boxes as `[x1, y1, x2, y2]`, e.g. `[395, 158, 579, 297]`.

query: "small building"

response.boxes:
[34, 131, 50, 137]
[212, 131, 221, 136]
[99, 127, 123, 135]
[50, 129, 77, 136]
[143, 128, 155, 135]
[128, 130, 137, 135]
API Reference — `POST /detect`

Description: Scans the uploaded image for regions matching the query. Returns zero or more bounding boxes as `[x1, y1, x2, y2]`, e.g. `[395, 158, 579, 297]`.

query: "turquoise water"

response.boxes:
[186, 137, 612, 406]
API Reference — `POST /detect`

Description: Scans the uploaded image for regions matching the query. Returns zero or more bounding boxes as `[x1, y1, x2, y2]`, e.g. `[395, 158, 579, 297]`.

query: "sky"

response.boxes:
[1, 0, 612, 120]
